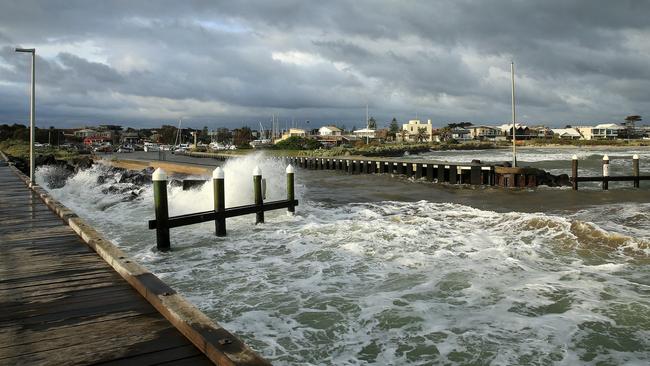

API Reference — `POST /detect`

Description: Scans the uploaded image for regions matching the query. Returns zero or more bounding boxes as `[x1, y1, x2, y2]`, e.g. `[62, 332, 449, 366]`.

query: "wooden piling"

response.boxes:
[449, 165, 458, 184]
[437, 165, 445, 182]
[426, 164, 434, 181]
[633, 154, 639, 188]
[406, 163, 414, 177]
[470, 165, 481, 185]
[602, 155, 609, 190]
[253, 166, 264, 223]
[415, 164, 422, 179]
[152, 168, 170, 251]
[571, 155, 578, 191]
[213, 167, 226, 236]
[286, 164, 295, 215]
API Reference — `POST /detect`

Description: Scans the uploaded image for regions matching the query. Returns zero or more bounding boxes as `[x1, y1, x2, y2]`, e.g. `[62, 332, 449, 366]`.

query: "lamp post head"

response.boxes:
[15, 47, 35, 53]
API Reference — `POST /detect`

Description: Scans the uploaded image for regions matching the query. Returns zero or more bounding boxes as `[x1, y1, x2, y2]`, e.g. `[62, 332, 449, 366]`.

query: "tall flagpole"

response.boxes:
[511, 61, 517, 168]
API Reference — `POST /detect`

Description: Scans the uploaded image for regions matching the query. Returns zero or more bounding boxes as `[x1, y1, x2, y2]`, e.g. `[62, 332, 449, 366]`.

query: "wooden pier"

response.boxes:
[0, 163, 270, 365]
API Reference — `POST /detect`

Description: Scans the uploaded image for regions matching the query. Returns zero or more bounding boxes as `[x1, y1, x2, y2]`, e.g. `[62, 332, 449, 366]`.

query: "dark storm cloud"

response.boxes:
[0, 0, 648, 128]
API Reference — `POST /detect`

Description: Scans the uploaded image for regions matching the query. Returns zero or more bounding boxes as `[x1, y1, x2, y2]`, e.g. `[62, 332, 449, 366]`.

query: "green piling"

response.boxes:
[152, 168, 170, 251]
[253, 166, 264, 224]
[633, 154, 639, 188]
[213, 167, 226, 236]
[286, 164, 295, 215]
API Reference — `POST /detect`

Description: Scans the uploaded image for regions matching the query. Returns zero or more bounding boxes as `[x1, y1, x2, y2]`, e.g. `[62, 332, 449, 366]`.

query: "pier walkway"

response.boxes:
[0, 164, 214, 365]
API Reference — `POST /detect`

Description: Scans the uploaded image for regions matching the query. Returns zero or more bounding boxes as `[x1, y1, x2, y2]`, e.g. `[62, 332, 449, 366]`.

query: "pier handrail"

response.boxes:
[571, 154, 644, 190]
[149, 165, 298, 251]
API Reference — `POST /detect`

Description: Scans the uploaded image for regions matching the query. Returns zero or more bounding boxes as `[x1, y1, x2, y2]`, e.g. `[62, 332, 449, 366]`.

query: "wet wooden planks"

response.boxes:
[0, 165, 214, 366]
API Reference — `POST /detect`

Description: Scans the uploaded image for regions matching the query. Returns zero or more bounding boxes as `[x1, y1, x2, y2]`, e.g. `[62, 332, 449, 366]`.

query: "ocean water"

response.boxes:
[37, 149, 650, 365]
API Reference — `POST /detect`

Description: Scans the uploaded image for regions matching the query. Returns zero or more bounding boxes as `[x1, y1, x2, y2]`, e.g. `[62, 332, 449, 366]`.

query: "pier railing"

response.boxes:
[148, 165, 298, 251]
[571, 154, 647, 190]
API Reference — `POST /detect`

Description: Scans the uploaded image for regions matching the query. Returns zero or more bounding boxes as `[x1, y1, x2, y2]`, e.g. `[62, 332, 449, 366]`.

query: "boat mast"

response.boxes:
[365, 103, 369, 144]
[174, 118, 182, 148]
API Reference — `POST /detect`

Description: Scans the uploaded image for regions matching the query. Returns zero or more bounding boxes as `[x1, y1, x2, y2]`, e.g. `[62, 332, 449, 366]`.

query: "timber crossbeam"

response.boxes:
[149, 199, 299, 229]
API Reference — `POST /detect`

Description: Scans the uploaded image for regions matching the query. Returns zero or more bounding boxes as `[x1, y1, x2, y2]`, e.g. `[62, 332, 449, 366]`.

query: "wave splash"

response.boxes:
[35, 160, 650, 365]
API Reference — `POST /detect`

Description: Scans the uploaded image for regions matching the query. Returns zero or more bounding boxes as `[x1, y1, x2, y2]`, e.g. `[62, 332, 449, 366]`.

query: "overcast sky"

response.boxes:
[0, 1, 649, 129]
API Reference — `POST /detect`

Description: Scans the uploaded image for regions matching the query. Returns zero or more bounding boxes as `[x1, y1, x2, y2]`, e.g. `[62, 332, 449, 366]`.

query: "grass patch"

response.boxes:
[0, 139, 80, 160]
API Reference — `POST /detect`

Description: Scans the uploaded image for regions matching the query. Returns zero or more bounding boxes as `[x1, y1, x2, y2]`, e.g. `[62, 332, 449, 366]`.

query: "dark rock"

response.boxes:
[108, 166, 126, 175]
[71, 156, 94, 171]
[97, 176, 105, 184]
[555, 174, 571, 187]
[101, 185, 136, 195]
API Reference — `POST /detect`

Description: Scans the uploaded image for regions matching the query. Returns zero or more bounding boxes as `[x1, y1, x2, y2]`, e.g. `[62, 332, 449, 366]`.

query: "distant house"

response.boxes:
[468, 126, 498, 140]
[274, 128, 307, 144]
[353, 128, 376, 139]
[497, 123, 533, 140]
[401, 119, 434, 142]
[575, 124, 622, 140]
[450, 127, 472, 141]
[74, 129, 98, 138]
[529, 126, 554, 139]
[319, 126, 342, 136]
[551, 128, 581, 139]
[121, 131, 140, 144]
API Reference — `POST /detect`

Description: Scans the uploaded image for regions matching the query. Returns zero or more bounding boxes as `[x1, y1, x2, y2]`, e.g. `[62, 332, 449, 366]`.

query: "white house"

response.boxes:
[575, 124, 622, 140]
[401, 119, 434, 142]
[551, 128, 581, 139]
[353, 128, 376, 139]
[319, 126, 342, 136]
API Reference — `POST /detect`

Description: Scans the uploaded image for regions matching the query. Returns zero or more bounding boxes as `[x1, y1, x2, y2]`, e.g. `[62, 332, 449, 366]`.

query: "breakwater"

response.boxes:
[182, 151, 571, 188]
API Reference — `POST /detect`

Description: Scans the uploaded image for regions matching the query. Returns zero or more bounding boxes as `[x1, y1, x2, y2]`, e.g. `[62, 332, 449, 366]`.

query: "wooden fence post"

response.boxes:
[572, 155, 578, 191]
[253, 166, 264, 224]
[213, 167, 226, 236]
[152, 168, 170, 251]
[633, 154, 639, 188]
[602, 155, 609, 190]
[286, 164, 295, 215]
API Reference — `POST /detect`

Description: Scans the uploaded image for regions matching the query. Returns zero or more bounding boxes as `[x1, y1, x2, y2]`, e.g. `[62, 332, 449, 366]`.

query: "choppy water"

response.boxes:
[37, 148, 650, 365]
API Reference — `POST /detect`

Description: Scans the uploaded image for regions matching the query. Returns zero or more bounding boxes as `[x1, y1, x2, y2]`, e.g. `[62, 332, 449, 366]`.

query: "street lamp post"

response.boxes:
[15, 47, 36, 185]
[511, 61, 517, 168]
